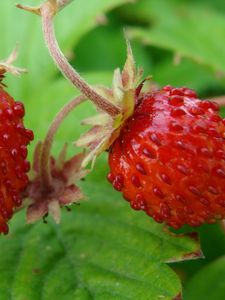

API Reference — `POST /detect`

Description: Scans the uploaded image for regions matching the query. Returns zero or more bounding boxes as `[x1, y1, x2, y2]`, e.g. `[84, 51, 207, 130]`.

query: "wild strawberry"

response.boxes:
[107, 86, 225, 229]
[0, 87, 33, 234]
[75, 42, 225, 228]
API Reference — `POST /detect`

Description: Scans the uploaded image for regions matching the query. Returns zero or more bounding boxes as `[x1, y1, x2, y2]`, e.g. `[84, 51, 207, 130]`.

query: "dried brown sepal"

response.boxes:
[0, 48, 26, 87]
[16, 4, 41, 16]
[17, 0, 73, 16]
[25, 143, 87, 224]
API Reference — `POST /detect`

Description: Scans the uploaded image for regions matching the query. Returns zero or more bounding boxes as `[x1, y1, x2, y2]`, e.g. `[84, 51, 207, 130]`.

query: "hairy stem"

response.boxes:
[56, 0, 73, 10]
[41, 3, 120, 117]
[220, 220, 225, 235]
[40, 95, 86, 190]
[209, 96, 225, 107]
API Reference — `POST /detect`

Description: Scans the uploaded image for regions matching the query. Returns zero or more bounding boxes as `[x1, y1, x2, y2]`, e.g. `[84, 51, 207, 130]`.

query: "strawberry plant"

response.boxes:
[0, 0, 225, 299]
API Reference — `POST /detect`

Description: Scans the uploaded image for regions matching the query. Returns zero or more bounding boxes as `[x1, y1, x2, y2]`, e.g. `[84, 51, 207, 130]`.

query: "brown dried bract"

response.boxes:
[25, 143, 87, 224]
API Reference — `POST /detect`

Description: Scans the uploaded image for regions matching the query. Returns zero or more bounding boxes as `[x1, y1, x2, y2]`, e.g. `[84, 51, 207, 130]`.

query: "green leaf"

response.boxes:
[184, 256, 225, 300]
[152, 58, 224, 95]
[73, 18, 152, 74]
[0, 156, 201, 300]
[127, 0, 225, 75]
[170, 222, 225, 287]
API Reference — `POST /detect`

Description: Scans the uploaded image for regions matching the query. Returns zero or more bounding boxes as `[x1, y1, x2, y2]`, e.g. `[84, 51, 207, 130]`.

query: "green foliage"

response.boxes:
[0, 160, 200, 300]
[117, 0, 225, 95]
[0, 0, 225, 299]
[129, 5, 225, 74]
[184, 256, 225, 299]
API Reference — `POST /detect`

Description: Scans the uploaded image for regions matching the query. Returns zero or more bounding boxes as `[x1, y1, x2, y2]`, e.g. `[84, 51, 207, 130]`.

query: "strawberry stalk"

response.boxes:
[23, 93, 87, 224]
[17, 1, 120, 117]
[40, 94, 86, 191]
[209, 96, 225, 107]
[41, 4, 120, 116]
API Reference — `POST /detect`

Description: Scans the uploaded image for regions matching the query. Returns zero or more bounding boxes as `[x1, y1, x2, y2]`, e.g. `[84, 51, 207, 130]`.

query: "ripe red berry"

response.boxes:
[0, 88, 33, 234]
[108, 86, 225, 229]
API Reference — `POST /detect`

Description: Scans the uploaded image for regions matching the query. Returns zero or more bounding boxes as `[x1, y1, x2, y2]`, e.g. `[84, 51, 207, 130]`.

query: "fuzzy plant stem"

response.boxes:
[56, 0, 73, 10]
[40, 95, 86, 190]
[220, 220, 225, 235]
[209, 96, 225, 107]
[41, 4, 120, 117]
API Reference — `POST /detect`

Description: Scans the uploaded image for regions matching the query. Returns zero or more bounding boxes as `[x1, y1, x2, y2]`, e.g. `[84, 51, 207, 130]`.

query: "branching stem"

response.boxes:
[41, 3, 120, 117]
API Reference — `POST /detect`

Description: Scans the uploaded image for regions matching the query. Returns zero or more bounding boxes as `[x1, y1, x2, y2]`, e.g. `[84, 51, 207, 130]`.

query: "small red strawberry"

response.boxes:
[74, 41, 225, 229]
[107, 86, 225, 229]
[0, 78, 33, 234]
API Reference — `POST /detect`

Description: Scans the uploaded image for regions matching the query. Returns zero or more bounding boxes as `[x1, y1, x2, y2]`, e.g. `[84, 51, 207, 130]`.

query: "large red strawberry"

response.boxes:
[107, 86, 225, 229]
[0, 85, 33, 234]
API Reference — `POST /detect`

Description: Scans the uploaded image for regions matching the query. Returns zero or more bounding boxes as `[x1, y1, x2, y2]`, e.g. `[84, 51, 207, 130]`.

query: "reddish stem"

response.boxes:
[40, 95, 85, 190]
[56, 0, 73, 10]
[209, 96, 225, 107]
[41, 4, 120, 117]
[220, 220, 225, 235]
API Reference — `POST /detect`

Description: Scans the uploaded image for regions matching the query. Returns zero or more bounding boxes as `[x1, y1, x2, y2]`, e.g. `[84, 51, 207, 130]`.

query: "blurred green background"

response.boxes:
[0, 0, 225, 299]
